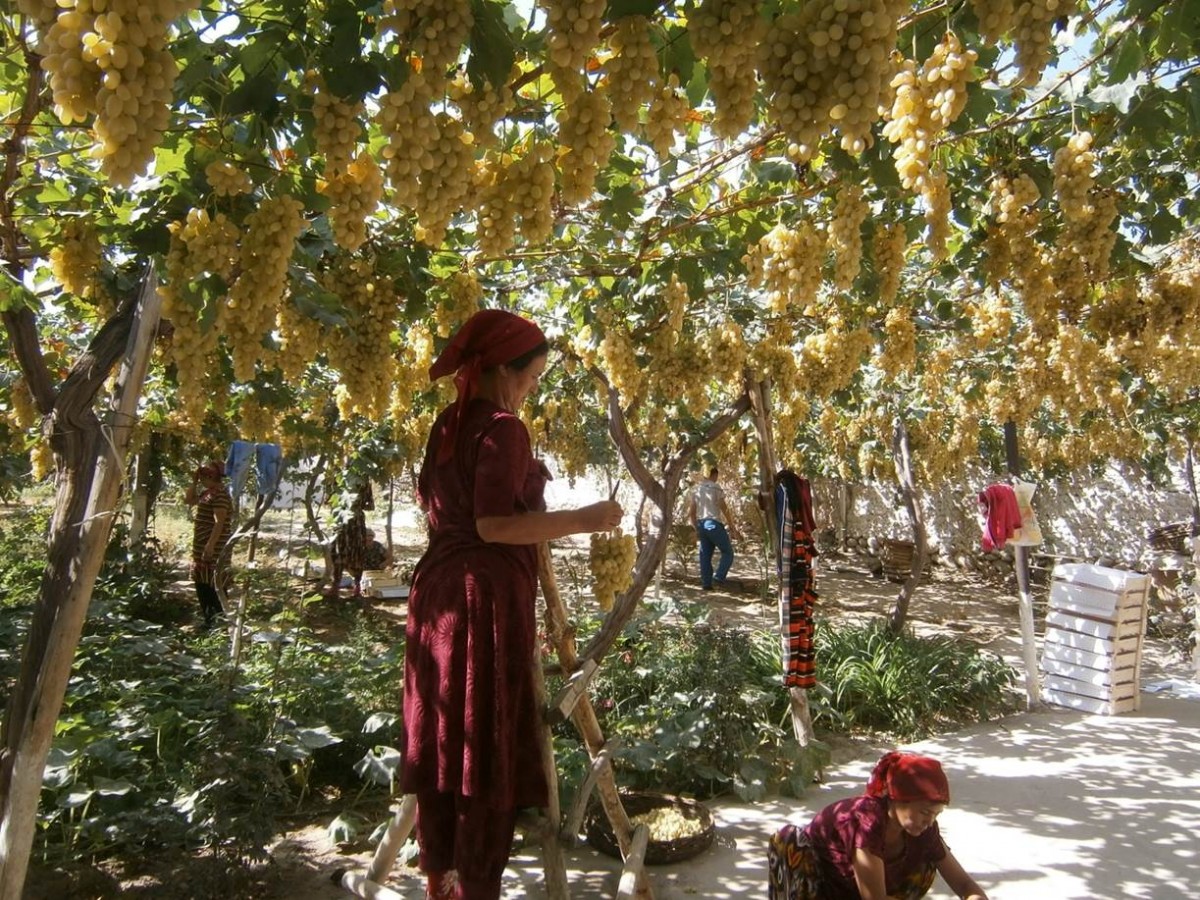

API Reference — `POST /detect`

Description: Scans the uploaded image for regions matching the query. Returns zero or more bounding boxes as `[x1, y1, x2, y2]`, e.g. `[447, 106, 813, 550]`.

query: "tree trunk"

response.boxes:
[128, 430, 166, 546]
[888, 418, 928, 633]
[1186, 442, 1200, 528]
[0, 272, 161, 900]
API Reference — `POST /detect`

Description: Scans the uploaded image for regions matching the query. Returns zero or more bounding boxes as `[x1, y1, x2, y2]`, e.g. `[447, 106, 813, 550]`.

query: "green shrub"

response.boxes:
[813, 618, 1020, 739]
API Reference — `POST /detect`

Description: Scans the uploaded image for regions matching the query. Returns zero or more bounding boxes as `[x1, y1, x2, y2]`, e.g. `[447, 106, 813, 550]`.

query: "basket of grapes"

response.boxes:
[585, 791, 715, 865]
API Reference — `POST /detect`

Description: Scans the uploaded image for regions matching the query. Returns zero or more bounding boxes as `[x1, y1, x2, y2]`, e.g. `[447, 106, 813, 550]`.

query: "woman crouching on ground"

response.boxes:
[768, 751, 991, 900]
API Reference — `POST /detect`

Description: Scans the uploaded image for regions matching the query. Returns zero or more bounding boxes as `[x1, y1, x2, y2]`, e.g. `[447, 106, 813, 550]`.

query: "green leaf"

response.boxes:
[92, 776, 135, 796]
[1105, 31, 1145, 85]
[0, 270, 39, 313]
[607, 0, 663, 17]
[469, 0, 518, 88]
[1086, 75, 1147, 114]
[296, 725, 342, 750]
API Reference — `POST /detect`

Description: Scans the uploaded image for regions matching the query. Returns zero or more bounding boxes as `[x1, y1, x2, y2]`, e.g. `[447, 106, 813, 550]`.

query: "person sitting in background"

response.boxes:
[361, 528, 392, 572]
[768, 751, 991, 900]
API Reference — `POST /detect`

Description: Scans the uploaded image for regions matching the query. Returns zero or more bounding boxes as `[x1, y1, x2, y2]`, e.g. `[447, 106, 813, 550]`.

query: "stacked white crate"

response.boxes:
[1040, 563, 1150, 715]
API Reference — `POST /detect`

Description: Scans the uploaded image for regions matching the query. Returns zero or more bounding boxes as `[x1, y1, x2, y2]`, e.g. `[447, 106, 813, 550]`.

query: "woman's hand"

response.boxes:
[579, 500, 623, 532]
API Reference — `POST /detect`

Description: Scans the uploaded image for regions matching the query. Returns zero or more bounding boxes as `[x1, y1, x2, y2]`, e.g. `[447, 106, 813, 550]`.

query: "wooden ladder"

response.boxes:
[336, 542, 653, 899]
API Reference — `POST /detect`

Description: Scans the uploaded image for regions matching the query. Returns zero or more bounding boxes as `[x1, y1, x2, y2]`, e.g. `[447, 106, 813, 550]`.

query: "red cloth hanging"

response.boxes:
[978, 484, 1022, 552]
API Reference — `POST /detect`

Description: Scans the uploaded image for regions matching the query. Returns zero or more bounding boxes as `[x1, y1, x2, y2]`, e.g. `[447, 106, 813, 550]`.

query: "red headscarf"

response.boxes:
[196, 461, 225, 480]
[865, 751, 950, 805]
[428, 309, 547, 465]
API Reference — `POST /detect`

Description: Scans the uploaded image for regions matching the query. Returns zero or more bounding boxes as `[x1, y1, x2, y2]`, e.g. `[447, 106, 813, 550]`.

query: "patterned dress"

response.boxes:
[190, 486, 233, 591]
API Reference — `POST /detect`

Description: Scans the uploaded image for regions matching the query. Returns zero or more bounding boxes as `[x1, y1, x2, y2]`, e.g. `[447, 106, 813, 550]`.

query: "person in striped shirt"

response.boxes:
[185, 460, 234, 628]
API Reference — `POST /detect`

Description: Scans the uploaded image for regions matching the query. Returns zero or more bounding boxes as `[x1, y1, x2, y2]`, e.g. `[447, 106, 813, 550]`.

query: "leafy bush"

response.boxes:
[0, 505, 50, 609]
[813, 618, 1020, 739]
[577, 602, 827, 802]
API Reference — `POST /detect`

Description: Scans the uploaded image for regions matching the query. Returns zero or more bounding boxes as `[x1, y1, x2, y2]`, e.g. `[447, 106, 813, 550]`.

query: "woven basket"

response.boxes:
[1147, 521, 1198, 554]
[585, 791, 715, 865]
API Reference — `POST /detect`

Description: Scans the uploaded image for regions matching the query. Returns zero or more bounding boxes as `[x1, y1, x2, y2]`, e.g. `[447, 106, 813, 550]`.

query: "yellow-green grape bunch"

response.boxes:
[237, 397, 278, 442]
[872, 221, 906, 306]
[539, 0, 607, 103]
[309, 77, 365, 176]
[923, 167, 952, 261]
[830, 185, 869, 291]
[645, 73, 690, 160]
[923, 32, 977, 130]
[760, 0, 908, 161]
[663, 273, 689, 337]
[877, 307, 916, 378]
[989, 172, 1041, 223]
[49, 217, 103, 299]
[205, 159, 253, 197]
[1052, 131, 1095, 223]
[474, 156, 520, 257]
[475, 144, 557, 256]
[170, 207, 239, 281]
[599, 323, 642, 406]
[412, 113, 476, 247]
[690, 0, 766, 139]
[532, 394, 590, 482]
[606, 16, 659, 133]
[1012, 0, 1077, 86]
[320, 153, 384, 251]
[275, 299, 324, 382]
[448, 69, 515, 147]
[588, 527, 637, 612]
[9, 378, 38, 432]
[323, 258, 399, 421]
[436, 271, 483, 338]
[881, 59, 933, 193]
[743, 221, 824, 314]
[224, 195, 307, 383]
[981, 173, 1040, 288]
[17, 0, 58, 28]
[381, 0, 473, 75]
[704, 318, 749, 393]
[40, 1, 198, 186]
[31, 441, 55, 482]
[796, 320, 872, 397]
[557, 86, 616, 207]
[967, 294, 1014, 350]
[390, 322, 435, 422]
[511, 144, 557, 245]
[970, 0, 1016, 45]
[1070, 187, 1118, 280]
[378, 63, 440, 208]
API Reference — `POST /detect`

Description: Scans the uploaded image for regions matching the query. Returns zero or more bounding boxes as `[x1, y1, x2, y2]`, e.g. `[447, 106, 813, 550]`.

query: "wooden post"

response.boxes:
[1005, 421, 1042, 710]
[528, 600, 570, 900]
[0, 272, 161, 900]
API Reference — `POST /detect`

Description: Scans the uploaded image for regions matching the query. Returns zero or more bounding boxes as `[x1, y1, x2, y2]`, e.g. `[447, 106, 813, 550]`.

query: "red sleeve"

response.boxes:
[474, 414, 533, 519]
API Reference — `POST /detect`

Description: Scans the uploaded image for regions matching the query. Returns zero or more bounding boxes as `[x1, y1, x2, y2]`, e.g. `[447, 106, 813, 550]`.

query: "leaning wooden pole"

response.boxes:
[0, 271, 161, 900]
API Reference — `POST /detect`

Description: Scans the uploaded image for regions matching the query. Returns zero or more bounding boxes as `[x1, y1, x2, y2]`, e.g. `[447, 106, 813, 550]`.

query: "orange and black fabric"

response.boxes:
[775, 470, 818, 689]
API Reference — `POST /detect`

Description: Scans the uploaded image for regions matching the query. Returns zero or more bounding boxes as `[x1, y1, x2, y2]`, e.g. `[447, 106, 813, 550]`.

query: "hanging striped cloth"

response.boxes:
[774, 470, 819, 689]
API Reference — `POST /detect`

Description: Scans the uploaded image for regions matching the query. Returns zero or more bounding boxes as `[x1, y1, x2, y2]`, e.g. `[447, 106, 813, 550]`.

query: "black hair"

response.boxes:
[505, 340, 550, 371]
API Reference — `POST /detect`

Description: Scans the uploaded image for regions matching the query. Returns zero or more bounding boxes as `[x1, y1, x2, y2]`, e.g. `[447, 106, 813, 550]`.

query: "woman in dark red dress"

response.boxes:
[402, 309, 622, 900]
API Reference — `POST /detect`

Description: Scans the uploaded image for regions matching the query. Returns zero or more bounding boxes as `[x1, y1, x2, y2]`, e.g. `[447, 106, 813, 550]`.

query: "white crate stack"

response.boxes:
[1040, 563, 1150, 715]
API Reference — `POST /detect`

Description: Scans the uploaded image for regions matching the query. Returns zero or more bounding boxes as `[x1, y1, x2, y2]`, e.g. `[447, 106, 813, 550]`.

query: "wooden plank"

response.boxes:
[1041, 642, 1112, 671]
[1043, 688, 1113, 715]
[1052, 564, 1151, 595]
[562, 744, 615, 848]
[1046, 611, 1116, 640]
[546, 659, 600, 726]
[1043, 627, 1116, 657]
[1049, 582, 1120, 618]
[1041, 657, 1113, 686]
[615, 824, 651, 900]
[366, 795, 418, 884]
[1043, 674, 1115, 701]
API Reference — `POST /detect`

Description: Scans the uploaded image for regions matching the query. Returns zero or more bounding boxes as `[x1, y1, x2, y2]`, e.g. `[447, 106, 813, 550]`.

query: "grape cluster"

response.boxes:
[40, 0, 197, 186]
[690, 0, 766, 139]
[9, 378, 38, 432]
[205, 160, 253, 197]
[606, 16, 659, 133]
[967, 294, 1014, 350]
[1052, 130, 1095, 223]
[436, 271, 483, 338]
[831, 185, 868, 291]
[320, 153, 384, 251]
[309, 76, 365, 175]
[876, 307, 916, 379]
[237, 397, 278, 443]
[381, 0, 473, 75]
[704, 319, 749, 392]
[17, 0, 58, 28]
[558, 86, 616, 207]
[449, 69, 515, 147]
[882, 33, 975, 200]
[322, 256, 399, 421]
[49, 217, 103, 299]
[981, 172, 1040, 289]
[923, 167, 952, 261]
[970, 0, 1016, 46]
[224, 195, 307, 383]
[1013, 0, 1077, 86]
[599, 321, 642, 406]
[378, 63, 440, 209]
[759, 0, 908, 161]
[412, 113, 476, 247]
[31, 441, 54, 482]
[744, 221, 825, 313]
[475, 144, 557, 256]
[796, 320, 872, 397]
[539, 0, 607, 103]
[275, 297, 324, 382]
[645, 73, 690, 160]
[872, 221, 906, 306]
[589, 527, 637, 612]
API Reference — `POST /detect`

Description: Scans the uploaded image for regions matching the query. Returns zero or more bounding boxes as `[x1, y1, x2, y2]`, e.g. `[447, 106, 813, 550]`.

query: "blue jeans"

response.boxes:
[697, 519, 734, 588]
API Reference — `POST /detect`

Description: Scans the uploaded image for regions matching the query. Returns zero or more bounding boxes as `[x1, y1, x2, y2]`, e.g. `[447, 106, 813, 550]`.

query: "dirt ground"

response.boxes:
[23, 528, 1197, 899]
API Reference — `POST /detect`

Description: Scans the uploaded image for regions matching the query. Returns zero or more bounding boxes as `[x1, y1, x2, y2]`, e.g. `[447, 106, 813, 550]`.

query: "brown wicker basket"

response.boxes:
[585, 791, 715, 865]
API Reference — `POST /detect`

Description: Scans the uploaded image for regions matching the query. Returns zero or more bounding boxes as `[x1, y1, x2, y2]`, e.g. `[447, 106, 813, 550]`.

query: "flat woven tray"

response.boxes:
[585, 791, 715, 865]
